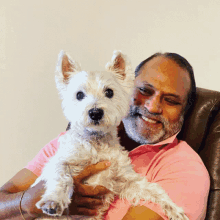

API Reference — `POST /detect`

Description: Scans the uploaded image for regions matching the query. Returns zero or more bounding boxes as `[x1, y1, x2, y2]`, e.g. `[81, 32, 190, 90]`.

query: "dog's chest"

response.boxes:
[67, 150, 118, 191]
[58, 134, 129, 191]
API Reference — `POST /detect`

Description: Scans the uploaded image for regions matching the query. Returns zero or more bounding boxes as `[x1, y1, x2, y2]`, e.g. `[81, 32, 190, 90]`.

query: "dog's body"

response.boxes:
[32, 51, 188, 220]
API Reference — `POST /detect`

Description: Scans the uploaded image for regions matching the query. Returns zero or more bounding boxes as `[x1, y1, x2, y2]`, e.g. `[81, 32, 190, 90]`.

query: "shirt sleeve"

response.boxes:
[24, 132, 66, 177]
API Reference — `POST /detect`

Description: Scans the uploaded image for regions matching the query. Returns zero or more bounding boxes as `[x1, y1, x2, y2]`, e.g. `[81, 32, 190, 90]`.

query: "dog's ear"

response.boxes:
[55, 51, 81, 98]
[105, 51, 131, 81]
[106, 50, 134, 96]
[55, 50, 81, 84]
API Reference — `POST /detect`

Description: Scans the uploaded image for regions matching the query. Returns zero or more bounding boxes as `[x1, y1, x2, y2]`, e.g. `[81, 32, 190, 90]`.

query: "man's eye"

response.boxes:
[139, 88, 152, 96]
[165, 98, 180, 105]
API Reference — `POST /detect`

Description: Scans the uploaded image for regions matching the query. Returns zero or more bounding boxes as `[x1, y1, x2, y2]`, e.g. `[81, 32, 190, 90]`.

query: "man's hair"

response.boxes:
[135, 52, 196, 114]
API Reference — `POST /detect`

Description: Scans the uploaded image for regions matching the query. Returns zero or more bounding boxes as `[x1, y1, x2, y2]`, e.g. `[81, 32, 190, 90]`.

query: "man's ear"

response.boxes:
[55, 50, 81, 84]
[105, 50, 129, 80]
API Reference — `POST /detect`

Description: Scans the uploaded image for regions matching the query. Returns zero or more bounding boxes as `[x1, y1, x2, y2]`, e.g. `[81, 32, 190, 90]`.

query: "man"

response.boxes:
[103, 53, 209, 220]
[0, 53, 210, 220]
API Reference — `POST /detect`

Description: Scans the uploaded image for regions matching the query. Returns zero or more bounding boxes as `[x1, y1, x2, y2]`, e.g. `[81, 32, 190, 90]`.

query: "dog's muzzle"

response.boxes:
[88, 108, 104, 123]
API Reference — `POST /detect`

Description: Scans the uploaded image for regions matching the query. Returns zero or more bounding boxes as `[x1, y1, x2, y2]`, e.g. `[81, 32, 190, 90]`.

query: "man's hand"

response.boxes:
[20, 161, 111, 218]
[67, 161, 111, 216]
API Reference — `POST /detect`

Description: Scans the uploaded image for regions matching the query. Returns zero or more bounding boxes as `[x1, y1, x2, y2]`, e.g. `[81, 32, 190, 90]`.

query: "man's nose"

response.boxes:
[144, 96, 162, 115]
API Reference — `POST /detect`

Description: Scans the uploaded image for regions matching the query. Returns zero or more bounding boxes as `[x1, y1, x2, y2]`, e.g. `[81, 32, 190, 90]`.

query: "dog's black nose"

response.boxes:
[88, 108, 104, 121]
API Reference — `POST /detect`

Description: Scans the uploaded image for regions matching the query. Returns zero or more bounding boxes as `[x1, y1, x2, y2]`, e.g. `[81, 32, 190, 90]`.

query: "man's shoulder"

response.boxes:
[165, 139, 201, 160]
[160, 139, 209, 174]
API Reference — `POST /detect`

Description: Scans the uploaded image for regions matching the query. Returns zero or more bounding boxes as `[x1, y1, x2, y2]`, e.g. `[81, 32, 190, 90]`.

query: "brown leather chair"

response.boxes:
[66, 87, 220, 219]
[177, 87, 220, 220]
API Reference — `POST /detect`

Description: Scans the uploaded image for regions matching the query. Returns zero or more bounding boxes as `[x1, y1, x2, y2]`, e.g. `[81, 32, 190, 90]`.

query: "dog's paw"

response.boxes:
[36, 199, 65, 217]
[174, 211, 189, 220]
[165, 204, 189, 220]
[42, 201, 63, 216]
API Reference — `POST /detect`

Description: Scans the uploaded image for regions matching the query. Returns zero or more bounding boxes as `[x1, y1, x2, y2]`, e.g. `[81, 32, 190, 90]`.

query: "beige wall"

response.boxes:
[1, 0, 220, 186]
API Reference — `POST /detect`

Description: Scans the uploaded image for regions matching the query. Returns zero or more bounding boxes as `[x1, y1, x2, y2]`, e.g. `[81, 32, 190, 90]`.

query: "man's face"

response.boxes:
[123, 56, 191, 144]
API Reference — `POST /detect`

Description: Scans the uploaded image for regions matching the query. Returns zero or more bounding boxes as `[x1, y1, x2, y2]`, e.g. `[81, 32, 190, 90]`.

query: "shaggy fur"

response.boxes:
[32, 51, 189, 220]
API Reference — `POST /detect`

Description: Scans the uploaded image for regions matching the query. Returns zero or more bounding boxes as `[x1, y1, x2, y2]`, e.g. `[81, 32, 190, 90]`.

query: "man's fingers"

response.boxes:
[74, 161, 111, 182]
[74, 196, 103, 208]
[93, 185, 111, 196]
[77, 183, 111, 196]
[75, 207, 98, 216]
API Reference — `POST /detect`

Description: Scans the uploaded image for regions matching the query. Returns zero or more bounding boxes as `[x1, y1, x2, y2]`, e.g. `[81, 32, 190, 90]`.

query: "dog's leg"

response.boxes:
[118, 170, 189, 220]
[33, 157, 74, 217]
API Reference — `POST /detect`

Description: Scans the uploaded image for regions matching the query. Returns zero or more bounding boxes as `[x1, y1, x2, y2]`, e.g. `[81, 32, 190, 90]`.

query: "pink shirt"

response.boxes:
[25, 132, 210, 220]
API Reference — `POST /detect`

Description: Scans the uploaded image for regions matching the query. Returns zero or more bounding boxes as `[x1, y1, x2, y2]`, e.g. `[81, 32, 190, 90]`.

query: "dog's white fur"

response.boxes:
[33, 51, 189, 220]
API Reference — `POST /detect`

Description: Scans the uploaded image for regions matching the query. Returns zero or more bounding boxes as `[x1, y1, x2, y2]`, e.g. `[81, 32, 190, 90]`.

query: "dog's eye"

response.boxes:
[76, 91, 85, 100]
[105, 88, 114, 98]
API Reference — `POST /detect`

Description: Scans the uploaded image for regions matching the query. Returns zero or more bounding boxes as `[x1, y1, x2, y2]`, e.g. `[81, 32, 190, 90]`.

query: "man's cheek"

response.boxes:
[132, 92, 142, 106]
[168, 114, 183, 126]
[165, 107, 183, 120]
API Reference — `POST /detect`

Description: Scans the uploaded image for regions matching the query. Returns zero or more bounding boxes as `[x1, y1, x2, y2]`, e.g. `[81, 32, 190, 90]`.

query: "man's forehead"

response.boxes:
[137, 56, 191, 99]
[145, 56, 181, 73]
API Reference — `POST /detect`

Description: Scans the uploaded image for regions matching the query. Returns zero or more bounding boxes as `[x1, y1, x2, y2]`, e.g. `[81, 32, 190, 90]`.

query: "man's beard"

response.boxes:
[123, 105, 184, 145]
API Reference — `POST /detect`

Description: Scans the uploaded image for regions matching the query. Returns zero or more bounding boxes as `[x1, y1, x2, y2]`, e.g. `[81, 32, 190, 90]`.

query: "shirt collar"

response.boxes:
[147, 131, 179, 146]
[129, 131, 179, 154]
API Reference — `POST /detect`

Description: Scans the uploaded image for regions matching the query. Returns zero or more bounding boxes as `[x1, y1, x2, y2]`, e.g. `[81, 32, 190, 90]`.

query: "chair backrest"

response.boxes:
[177, 87, 220, 220]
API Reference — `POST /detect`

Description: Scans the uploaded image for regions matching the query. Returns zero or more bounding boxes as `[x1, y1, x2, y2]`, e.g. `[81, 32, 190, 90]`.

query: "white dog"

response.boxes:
[32, 51, 189, 220]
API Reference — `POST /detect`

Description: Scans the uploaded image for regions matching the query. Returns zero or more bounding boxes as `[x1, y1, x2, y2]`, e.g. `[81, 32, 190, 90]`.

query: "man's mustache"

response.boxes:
[129, 106, 165, 124]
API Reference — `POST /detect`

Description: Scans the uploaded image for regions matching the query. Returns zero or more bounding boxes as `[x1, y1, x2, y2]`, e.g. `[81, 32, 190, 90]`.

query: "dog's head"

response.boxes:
[55, 50, 134, 135]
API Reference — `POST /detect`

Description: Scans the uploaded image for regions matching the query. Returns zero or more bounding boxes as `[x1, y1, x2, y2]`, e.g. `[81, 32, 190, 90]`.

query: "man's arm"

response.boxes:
[0, 161, 111, 220]
[122, 205, 163, 220]
[0, 168, 40, 219]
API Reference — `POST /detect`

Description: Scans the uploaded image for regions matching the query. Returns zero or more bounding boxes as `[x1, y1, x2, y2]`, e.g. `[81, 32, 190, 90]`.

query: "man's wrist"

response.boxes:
[20, 206, 39, 220]
[20, 212, 36, 220]
[20, 191, 40, 220]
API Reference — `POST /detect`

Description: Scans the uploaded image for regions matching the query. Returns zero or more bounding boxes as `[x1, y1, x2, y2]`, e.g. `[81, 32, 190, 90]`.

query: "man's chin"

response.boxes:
[123, 117, 165, 145]
[123, 111, 184, 145]
[136, 130, 165, 145]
